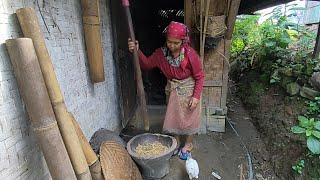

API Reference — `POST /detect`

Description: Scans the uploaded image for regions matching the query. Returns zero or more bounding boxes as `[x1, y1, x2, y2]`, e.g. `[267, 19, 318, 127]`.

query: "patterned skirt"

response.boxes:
[163, 77, 201, 135]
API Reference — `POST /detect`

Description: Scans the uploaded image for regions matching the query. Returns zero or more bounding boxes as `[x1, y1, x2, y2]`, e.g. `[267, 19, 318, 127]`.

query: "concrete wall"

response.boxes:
[0, 0, 120, 179]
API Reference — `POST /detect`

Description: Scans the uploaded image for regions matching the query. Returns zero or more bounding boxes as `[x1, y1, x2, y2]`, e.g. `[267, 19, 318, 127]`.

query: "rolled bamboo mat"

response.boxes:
[100, 141, 142, 180]
[5, 38, 76, 180]
[81, 0, 105, 83]
[16, 7, 91, 180]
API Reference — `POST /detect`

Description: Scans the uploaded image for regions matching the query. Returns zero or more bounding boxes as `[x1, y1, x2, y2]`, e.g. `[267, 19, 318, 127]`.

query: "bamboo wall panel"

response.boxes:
[221, 39, 231, 111]
[81, 0, 105, 83]
[5, 38, 76, 180]
[202, 87, 222, 108]
[203, 39, 224, 111]
[16, 7, 91, 179]
[204, 40, 224, 84]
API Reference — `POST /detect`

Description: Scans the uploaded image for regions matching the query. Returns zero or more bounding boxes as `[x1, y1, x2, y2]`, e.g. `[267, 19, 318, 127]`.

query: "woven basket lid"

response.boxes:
[100, 141, 142, 180]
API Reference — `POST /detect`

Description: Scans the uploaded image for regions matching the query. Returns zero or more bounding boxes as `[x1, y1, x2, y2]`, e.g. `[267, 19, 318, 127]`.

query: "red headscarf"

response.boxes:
[163, 21, 190, 45]
[163, 21, 192, 69]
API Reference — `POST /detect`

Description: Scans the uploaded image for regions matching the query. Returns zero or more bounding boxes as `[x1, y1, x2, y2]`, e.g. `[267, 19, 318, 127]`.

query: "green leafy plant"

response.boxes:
[307, 97, 320, 115]
[291, 116, 320, 154]
[231, 5, 318, 86]
[292, 159, 305, 175]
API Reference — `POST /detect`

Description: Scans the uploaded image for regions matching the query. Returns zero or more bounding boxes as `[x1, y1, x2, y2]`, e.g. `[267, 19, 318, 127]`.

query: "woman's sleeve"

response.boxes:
[189, 51, 205, 100]
[138, 49, 159, 70]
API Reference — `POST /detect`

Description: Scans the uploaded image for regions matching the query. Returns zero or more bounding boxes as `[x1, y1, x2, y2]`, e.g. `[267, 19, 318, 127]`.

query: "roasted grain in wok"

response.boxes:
[136, 142, 168, 157]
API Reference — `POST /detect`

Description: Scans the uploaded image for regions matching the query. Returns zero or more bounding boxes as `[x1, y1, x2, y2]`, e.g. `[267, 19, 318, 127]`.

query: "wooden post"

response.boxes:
[81, 0, 105, 83]
[225, 0, 241, 40]
[313, 23, 320, 59]
[16, 8, 92, 180]
[122, 0, 149, 131]
[221, 0, 241, 111]
[5, 38, 76, 180]
[185, 0, 196, 48]
[184, 0, 193, 30]
[200, 0, 240, 132]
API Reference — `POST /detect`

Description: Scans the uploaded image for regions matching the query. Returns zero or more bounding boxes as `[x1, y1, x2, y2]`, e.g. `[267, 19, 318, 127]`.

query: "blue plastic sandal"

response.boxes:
[178, 150, 191, 160]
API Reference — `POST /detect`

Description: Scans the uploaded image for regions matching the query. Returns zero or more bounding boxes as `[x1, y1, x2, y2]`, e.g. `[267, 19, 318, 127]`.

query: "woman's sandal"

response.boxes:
[178, 150, 191, 160]
[178, 143, 193, 160]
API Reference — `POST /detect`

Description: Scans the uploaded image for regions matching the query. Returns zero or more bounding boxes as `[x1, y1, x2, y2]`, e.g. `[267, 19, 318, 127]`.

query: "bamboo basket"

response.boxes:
[206, 15, 227, 38]
[100, 141, 142, 180]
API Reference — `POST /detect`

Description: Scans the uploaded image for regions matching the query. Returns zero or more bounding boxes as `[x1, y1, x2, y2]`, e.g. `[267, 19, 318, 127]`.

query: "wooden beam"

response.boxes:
[226, 0, 242, 40]
[184, 0, 193, 30]
[313, 23, 320, 59]
[185, 0, 196, 48]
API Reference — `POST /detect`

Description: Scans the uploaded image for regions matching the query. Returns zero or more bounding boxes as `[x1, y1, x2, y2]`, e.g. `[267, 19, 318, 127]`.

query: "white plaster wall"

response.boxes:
[0, 0, 120, 179]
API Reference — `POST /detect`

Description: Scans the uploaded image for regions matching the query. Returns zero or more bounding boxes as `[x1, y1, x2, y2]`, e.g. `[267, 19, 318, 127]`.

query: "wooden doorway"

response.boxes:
[110, 0, 137, 128]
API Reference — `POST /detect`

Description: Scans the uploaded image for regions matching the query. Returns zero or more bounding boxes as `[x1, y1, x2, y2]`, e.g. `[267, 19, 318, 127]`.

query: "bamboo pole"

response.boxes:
[70, 114, 98, 165]
[70, 113, 104, 180]
[16, 7, 91, 180]
[5, 38, 77, 180]
[81, 0, 105, 83]
[201, 0, 211, 60]
[122, 0, 149, 131]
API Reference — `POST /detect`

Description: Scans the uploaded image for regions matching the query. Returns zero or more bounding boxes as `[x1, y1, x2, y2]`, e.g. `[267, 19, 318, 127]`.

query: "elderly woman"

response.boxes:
[128, 21, 204, 160]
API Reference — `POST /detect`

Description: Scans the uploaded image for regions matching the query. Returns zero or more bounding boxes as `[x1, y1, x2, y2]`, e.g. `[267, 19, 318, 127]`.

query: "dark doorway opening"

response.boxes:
[131, 0, 184, 105]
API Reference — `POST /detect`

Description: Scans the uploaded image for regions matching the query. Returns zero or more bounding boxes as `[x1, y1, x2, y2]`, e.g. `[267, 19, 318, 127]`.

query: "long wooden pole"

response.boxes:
[5, 38, 77, 180]
[201, 0, 211, 59]
[121, 0, 149, 131]
[16, 7, 91, 180]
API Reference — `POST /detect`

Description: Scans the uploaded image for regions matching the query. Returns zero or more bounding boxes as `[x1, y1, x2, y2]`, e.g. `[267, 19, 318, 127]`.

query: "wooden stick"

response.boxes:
[200, 0, 210, 60]
[16, 7, 91, 180]
[5, 38, 76, 180]
[122, 0, 149, 131]
[239, 164, 244, 180]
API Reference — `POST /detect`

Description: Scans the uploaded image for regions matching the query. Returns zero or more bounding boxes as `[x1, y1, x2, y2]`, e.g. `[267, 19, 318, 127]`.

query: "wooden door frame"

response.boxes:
[109, 0, 138, 129]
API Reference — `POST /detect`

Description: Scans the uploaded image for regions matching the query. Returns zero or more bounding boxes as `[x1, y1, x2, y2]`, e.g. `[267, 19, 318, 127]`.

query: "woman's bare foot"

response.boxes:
[181, 143, 193, 153]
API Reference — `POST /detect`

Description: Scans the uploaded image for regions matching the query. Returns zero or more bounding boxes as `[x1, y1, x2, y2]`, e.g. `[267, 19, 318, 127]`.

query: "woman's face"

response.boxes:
[166, 37, 182, 53]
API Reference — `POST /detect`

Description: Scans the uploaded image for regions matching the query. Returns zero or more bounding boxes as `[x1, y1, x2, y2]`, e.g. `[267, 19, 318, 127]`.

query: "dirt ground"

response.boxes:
[116, 78, 320, 179]
[133, 89, 278, 180]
